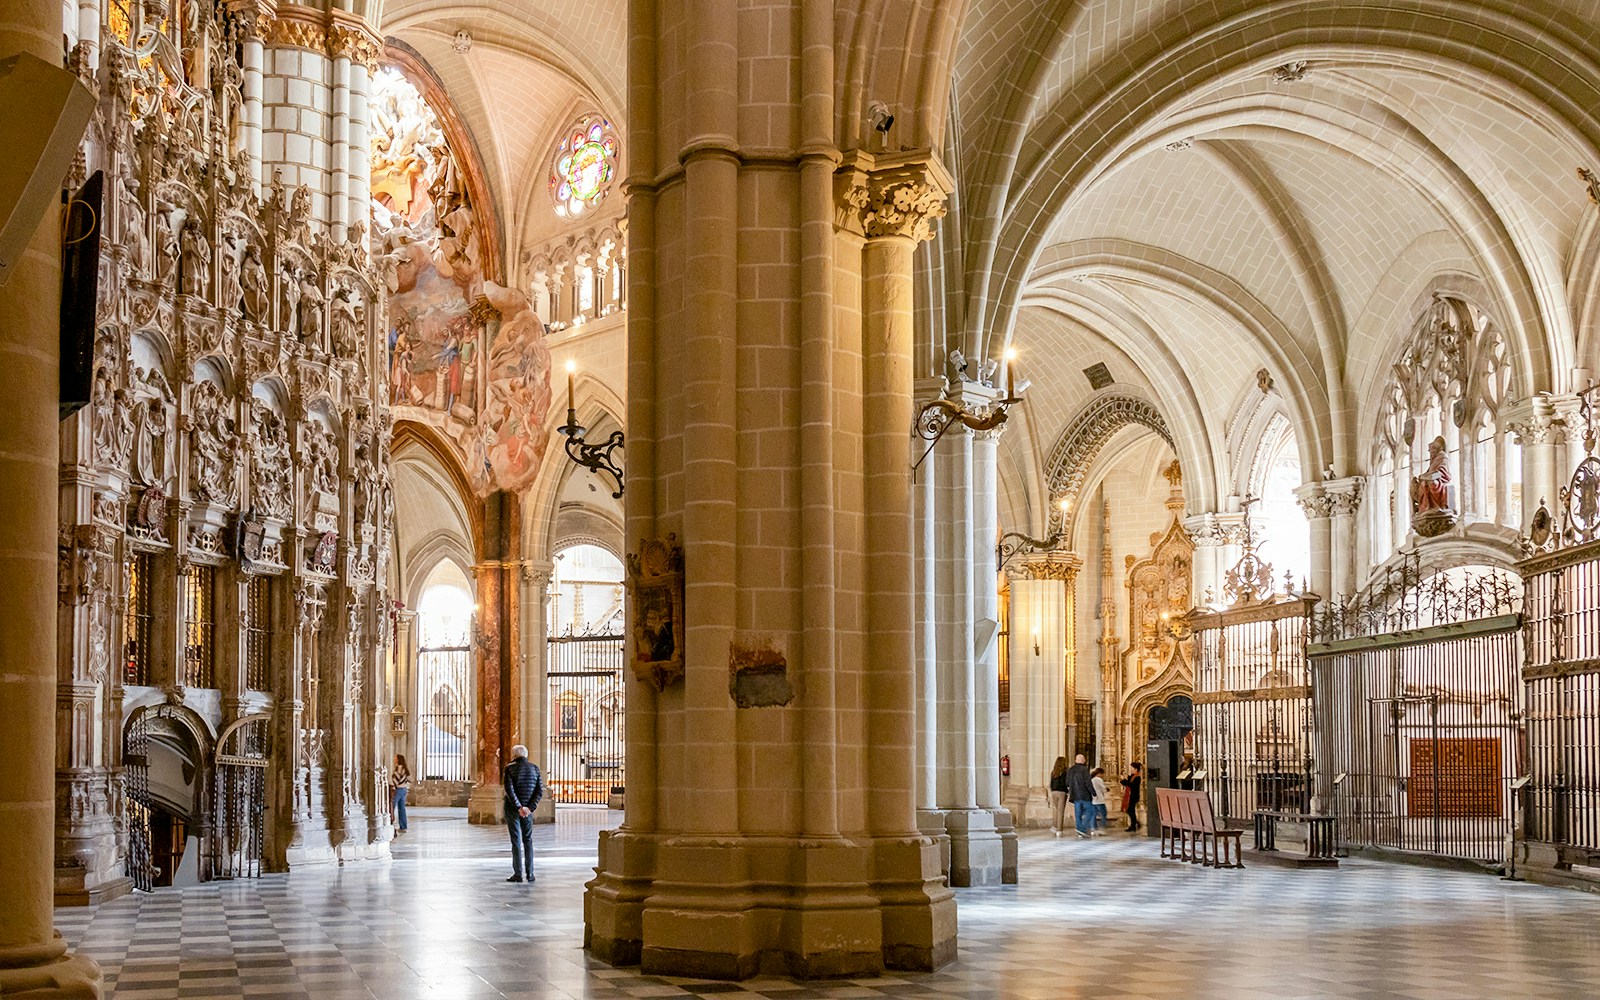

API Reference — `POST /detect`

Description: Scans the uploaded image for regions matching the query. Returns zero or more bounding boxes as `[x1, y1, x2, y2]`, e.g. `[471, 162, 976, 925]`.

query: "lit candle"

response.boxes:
[566, 358, 576, 413]
[1004, 347, 1017, 399]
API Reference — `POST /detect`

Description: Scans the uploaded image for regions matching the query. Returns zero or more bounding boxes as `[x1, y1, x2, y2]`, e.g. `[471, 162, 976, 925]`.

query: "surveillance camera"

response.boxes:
[868, 101, 895, 134]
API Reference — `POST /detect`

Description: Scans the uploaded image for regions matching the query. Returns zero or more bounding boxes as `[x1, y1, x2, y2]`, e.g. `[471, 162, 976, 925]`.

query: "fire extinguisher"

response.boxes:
[1000, 754, 1010, 777]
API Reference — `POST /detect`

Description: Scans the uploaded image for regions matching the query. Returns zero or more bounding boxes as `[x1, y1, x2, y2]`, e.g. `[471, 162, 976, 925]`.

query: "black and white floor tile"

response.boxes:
[54, 807, 1600, 999]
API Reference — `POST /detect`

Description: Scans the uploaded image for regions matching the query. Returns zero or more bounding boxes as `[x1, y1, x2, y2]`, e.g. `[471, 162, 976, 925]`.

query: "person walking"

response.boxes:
[1090, 767, 1108, 835]
[391, 754, 411, 835]
[1121, 762, 1144, 832]
[1065, 754, 1095, 839]
[503, 744, 544, 883]
[1048, 756, 1070, 837]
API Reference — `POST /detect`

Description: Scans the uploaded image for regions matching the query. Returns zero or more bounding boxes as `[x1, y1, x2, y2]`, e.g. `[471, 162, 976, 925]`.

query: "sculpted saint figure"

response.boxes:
[1412, 436, 1452, 515]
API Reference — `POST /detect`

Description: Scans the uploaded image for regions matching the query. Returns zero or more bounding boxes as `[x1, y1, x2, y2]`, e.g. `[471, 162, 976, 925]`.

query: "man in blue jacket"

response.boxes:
[503, 744, 544, 883]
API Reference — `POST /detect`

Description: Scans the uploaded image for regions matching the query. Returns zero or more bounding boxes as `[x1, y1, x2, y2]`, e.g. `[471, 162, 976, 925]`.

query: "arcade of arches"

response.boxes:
[7, 0, 1600, 994]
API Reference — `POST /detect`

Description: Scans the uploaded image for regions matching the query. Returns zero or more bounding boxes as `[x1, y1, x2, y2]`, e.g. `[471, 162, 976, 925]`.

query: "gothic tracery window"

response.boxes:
[549, 114, 619, 219]
[1370, 295, 1519, 561]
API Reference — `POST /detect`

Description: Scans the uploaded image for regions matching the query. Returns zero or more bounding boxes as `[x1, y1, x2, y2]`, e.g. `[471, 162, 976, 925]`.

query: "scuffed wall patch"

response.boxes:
[728, 632, 793, 708]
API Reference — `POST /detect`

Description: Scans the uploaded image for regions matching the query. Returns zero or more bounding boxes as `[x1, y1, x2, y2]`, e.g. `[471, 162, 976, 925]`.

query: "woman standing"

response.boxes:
[1048, 756, 1069, 837]
[392, 754, 412, 835]
[1120, 762, 1143, 832]
[1090, 767, 1108, 835]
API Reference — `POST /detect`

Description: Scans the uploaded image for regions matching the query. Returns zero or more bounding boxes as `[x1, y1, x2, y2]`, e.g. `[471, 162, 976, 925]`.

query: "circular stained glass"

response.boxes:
[550, 114, 619, 218]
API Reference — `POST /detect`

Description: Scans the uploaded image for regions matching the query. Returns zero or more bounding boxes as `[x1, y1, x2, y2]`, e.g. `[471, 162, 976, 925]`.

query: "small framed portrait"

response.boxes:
[626, 535, 684, 690]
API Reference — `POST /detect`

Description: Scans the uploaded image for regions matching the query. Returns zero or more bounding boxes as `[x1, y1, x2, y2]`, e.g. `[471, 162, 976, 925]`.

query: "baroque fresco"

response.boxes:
[370, 68, 553, 494]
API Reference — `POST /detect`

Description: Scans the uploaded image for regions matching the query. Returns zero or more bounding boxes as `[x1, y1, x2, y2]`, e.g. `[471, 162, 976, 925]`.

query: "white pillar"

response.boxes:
[1004, 554, 1076, 828]
[1294, 483, 1334, 599]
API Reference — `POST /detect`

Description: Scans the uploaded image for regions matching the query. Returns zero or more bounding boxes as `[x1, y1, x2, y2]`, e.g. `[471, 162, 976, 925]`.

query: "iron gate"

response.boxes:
[418, 645, 472, 781]
[547, 618, 625, 804]
[209, 715, 269, 880]
[123, 710, 155, 892]
[1311, 563, 1522, 866]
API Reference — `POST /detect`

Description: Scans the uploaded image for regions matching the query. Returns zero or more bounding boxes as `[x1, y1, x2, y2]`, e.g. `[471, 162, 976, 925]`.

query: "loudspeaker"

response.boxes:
[0, 52, 96, 288]
[60, 170, 101, 419]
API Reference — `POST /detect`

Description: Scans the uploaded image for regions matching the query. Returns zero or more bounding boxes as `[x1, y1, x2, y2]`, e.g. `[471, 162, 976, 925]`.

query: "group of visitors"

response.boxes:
[386, 745, 546, 883]
[1048, 754, 1143, 838]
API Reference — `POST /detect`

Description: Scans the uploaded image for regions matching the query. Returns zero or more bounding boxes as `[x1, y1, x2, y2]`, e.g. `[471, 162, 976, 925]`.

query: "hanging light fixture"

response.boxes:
[558, 359, 625, 498]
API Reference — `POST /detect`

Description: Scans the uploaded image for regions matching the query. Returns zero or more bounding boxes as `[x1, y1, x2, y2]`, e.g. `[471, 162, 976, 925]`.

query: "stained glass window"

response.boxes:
[550, 114, 619, 218]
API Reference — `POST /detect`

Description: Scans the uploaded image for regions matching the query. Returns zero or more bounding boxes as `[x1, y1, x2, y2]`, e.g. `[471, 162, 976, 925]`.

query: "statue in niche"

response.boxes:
[280, 265, 301, 336]
[299, 274, 326, 351]
[1411, 435, 1457, 537]
[120, 175, 148, 273]
[219, 237, 242, 317]
[179, 220, 209, 297]
[154, 208, 180, 287]
[239, 243, 269, 322]
[331, 286, 361, 358]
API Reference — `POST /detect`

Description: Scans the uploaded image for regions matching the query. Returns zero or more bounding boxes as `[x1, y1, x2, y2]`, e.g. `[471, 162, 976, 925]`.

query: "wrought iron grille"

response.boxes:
[123, 551, 155, 686]
[1310, 552, 1521, 644]
[1313, 622, 1521, 866]
[1521, 543, 1600, 853]
[1073, 698, 1096, 761]
[418, 645, 471, 781]
[182, 563, 216, 689]
[244, 575, 273, 692]
[209, 716, 269, 880]
[1189, 599, 1317, 823]
[123, 711, 155, 892]
[546, 615, 625, 804]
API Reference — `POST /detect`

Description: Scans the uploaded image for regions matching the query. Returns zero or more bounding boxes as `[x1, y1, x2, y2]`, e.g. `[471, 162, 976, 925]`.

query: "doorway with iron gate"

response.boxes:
[546, 613, 626, 804]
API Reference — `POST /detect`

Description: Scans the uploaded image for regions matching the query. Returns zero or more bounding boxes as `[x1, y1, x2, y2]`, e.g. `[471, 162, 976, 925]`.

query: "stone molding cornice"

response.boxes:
[241, 3, 381, 69]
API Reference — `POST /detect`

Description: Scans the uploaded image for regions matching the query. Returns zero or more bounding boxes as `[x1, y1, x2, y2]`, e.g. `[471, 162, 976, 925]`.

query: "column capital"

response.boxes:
[1006, 551, 1081, 583]
[1323, 476, 1365, 517]
[246, 4, 382, 70]
[1504, 394, 1569, 445]
[1182, 511, 1244, 547]
[1293, 482, 1335, 520]
[834, 151, 951, 242]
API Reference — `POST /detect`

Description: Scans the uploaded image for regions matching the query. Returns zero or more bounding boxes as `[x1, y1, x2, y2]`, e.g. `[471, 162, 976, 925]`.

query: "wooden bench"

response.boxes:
[1253, 810, 1339, 860]
[1156, 787, 1244, 869]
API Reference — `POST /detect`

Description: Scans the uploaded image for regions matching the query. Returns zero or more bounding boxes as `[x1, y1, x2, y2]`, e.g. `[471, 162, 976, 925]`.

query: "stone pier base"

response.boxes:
[585, 831, 957, 979]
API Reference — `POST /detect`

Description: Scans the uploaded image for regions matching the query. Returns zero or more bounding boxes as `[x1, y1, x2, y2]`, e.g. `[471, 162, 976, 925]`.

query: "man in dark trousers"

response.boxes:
[503, 744, 544, 883]
[1121, 762, 1144, 832]
[1065, 753, 1096, 839]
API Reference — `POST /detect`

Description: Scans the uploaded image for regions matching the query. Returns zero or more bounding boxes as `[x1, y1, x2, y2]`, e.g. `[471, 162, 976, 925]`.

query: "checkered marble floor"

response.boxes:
[54, 808, 1600, 999]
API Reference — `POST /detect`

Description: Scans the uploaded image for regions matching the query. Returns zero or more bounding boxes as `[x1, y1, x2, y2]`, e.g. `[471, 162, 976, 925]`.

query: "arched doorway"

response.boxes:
[1147, 694, 1194, 746]
[123, 705, 212, 891]
[546, 543, 626, 804]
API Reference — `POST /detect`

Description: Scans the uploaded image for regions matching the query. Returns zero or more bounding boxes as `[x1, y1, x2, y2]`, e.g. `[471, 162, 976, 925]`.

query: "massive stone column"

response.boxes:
[1004, 554, 1076, 827]
[0, 0, 103, 993]
[583, 0, 954, 977]
[468, 491, 520, 824]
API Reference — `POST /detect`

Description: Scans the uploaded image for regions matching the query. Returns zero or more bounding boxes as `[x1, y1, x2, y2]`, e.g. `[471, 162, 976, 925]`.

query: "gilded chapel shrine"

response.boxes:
[5, 0, 1600, 997]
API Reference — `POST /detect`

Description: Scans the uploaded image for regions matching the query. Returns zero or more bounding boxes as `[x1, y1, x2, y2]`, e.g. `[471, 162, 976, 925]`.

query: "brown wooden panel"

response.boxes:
[1409, 737, 1501, 818]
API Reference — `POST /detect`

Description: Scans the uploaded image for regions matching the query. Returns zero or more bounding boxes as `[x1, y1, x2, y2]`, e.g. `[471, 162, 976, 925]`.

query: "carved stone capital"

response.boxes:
[1006, 552, 1081, 583]
[1183, 512, 1243, 547]
[1293, 483, 1335, 520]
[1324, 476, 1365, 517]
[834, 152, 951, 242]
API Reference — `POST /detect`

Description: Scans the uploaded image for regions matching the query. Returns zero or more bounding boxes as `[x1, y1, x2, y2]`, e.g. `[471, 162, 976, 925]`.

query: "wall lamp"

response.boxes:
[559, 359, 625, 498]
[913, 348, 1023, 473]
